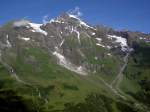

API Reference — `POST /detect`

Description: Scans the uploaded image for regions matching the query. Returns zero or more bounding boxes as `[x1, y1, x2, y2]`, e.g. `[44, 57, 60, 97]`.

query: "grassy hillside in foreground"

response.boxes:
[0, 46, 146, 111]
[0, 74, 140, 112]
[0, 47, 113, 111]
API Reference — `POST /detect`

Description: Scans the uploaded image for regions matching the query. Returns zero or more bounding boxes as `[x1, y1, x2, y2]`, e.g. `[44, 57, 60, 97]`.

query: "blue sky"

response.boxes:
[0, 0, 150, 33]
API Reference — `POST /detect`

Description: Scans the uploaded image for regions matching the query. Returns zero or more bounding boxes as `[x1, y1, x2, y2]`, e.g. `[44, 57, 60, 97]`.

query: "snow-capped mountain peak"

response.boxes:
[68, 14, 94, 29]
[47, 13, 95, 30]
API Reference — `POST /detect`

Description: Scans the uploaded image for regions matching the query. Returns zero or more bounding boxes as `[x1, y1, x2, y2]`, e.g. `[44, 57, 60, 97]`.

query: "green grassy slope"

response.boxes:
[0, 45, 142, 111]
[0, 47, 112, 111]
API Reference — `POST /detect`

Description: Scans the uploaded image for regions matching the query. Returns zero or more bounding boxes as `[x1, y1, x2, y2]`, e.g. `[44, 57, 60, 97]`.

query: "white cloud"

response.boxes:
[42, 15, 49, 24]
[68, 6, 83, 17]
[13, 20, 29, 27]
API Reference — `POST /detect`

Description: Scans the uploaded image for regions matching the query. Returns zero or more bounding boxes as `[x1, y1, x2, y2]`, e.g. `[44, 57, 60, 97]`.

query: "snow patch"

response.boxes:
[21, 37, 30, 41]
[139, 37, 143, 40]
[107, 53, 111, 56]
[91, 32, 96, 35]
[96, 43, 105, 48]
[77, 66, 85, 74]
[96, 43, 112, 49]
[6, 35, 12, 47]
[94, 57, 98, 60]
[107, 35, 127, 46]
[53, 51, 87, 75]
[68, 26, 81, 44]
[28, 23, 48, 36]
[129, 48, 134, 52]
[106, 45, 112, 49]
[73, 28, 81, 44]
[95, 38, 102, 43]
[139, 37, 150, 43]
[96, 37, 112, 49]
[59, 39, 65, 47]
[49, 19, 64, 24]
[0, 50, 2, 58]
[50, 35, 55, 37]
[69, 26, 74, 33]
[68, 14, 79, 20]
[107, 35, 127, 51]
[95, 38, 106, 48]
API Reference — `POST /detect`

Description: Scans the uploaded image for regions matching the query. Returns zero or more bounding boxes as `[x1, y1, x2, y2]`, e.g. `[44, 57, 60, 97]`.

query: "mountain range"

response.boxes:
[0, 12, 150, 112]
